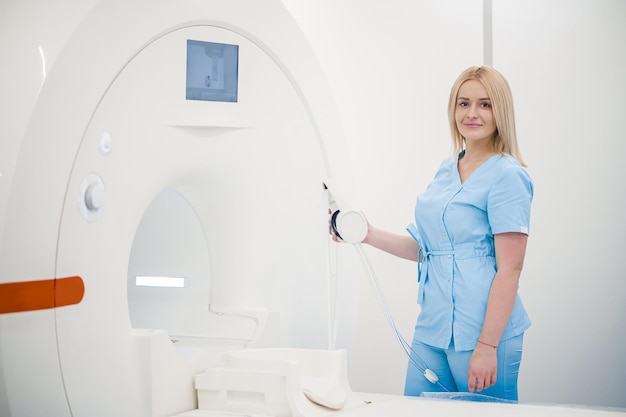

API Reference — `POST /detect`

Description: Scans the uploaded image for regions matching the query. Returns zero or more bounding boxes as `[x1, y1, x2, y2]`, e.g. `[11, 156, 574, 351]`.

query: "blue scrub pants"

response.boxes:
[404, 334, 524, 401]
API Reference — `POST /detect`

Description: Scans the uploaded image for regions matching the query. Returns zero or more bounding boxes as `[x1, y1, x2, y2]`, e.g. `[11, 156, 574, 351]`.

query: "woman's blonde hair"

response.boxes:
[447, 66, 526, 167]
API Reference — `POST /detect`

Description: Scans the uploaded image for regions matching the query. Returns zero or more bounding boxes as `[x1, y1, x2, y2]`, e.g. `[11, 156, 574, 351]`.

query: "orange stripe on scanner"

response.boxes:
[0, 276, 84, 314]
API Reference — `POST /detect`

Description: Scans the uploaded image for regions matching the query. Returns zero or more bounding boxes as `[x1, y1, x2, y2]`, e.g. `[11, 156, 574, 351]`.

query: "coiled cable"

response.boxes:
[354, 243, 449, 391]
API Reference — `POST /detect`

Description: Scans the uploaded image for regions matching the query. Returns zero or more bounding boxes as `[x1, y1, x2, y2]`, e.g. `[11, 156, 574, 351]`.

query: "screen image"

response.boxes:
[186, 40, 239, 102]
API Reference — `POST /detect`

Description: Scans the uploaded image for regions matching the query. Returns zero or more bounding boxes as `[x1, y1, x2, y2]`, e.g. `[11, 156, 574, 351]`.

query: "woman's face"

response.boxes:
[455, 79, 497, 144]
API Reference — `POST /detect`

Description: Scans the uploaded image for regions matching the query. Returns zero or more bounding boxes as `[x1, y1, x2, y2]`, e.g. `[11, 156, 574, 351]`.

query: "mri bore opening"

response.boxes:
[127, 189, 212, 338]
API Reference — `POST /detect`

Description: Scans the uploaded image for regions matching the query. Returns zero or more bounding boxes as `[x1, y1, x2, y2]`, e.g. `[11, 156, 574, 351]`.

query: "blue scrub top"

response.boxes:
[407, 152, 533, 351]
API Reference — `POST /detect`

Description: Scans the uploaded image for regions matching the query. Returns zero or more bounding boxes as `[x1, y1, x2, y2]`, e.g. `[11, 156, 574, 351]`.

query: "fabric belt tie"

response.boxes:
[407, 223, 494, 305]
[417, 247, 454, 304]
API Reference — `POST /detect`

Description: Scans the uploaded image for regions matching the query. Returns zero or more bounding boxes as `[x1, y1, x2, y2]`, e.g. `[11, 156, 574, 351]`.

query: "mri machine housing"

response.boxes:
[0, 0, 358, 415]
[2, 1, 626, 416]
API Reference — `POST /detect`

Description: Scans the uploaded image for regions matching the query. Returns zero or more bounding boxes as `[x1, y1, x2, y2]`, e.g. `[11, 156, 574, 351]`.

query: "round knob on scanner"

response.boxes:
[99, 131, 112, 155]
[84, 183, 105, 211]
[79, 173, 106, 222]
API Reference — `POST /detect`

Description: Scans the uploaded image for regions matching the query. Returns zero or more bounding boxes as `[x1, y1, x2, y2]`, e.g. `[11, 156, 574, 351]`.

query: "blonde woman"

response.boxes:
[359, 66, 532, 401]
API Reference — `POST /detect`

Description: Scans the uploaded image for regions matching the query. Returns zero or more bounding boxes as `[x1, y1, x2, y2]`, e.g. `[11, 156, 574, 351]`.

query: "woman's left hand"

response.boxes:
[468, 344, 498, 392]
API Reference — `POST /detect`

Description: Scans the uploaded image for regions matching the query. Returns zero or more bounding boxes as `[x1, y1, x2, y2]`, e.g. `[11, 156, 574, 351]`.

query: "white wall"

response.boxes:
[282, 0, 626, 409]
[493, 0, 626, 407]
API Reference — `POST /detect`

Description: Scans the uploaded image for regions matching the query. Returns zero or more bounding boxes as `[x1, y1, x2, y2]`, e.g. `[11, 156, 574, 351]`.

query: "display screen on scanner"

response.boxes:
[186, 40, 239, 102]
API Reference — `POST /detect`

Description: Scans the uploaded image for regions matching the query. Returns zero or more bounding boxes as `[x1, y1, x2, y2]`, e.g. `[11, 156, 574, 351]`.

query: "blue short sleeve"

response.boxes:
[487, 164, 533, 235]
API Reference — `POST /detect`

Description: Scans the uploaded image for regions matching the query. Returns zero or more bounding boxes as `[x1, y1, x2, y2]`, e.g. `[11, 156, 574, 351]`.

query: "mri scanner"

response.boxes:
[1, 1, 625, 416]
